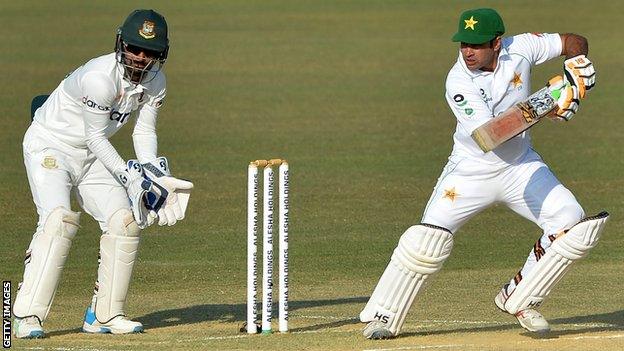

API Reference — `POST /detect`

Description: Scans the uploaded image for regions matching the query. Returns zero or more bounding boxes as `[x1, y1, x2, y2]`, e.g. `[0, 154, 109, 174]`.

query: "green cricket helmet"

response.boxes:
[115, 9, 169, 83]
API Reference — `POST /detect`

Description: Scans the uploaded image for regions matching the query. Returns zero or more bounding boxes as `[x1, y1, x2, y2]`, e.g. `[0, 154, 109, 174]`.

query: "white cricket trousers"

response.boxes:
[23, 122, 130, 232]
[421, 149, 584, 291]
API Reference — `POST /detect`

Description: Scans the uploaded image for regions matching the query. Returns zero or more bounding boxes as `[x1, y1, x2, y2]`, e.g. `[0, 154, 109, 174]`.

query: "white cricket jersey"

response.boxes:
[32, 52, 166, 172]
[445, 33, 562, 166]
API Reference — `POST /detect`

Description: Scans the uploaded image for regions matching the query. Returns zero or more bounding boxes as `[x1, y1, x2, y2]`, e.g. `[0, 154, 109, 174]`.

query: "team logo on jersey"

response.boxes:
[42, 156, 57, 169]
[442, 187, 459, 202]
[511, 72, 523, 89]
[139, 20, 156, 39]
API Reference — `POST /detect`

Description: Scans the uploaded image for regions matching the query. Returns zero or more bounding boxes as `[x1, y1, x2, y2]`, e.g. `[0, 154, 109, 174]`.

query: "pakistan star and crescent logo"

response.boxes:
[464, 16, 478, 30]
[511, 72, 523, 88]
[443, 187, 459, 202]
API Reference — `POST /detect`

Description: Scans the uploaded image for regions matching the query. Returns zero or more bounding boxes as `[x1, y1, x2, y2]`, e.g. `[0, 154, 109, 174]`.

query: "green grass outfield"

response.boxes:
[1, 1, 623, 350]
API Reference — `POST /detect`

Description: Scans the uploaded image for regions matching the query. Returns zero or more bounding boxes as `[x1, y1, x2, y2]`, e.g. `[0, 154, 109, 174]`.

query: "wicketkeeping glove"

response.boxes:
[548, 75, 580, 121]
[142, 157, 194, 226]
[563, 54, 595, 99]
[114, 160, 152, 229]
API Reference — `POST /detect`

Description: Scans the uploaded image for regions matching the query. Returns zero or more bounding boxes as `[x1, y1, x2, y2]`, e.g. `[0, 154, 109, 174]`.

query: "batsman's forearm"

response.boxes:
[560, 33, 589, 58]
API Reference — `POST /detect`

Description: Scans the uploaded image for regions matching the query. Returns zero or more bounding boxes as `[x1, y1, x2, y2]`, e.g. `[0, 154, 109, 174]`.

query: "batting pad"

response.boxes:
[504, 212, 609, 314]
[94, 209, 141, 323]
[14, 207, 80, 321]
[360, 224, 453, 335]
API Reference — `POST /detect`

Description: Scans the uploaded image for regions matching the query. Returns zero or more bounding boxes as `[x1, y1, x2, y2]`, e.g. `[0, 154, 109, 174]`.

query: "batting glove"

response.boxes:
[564, 54, 595, 99]
[142, 157, 194, 226]
[548, 75, 580, 121]
[114, 160, 152, 229]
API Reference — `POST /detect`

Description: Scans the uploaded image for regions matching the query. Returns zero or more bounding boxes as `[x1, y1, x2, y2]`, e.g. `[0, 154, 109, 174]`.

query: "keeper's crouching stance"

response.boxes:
[361, 8, 607, 339]
[13, 9, 193, 339]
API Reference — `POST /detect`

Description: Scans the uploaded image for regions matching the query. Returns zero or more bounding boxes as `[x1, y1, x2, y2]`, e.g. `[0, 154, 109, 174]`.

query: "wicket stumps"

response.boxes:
[247, 159, 289, 334]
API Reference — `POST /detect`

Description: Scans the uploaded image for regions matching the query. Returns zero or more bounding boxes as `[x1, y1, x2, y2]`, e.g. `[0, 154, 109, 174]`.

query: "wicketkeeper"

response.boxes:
[360, 8, 606, 339]
[13, 9, 193, 338]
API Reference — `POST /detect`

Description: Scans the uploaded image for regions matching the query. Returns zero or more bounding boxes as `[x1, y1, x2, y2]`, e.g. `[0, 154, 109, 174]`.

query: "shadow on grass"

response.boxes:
[137, 296, 368, 330]
[46, 301, 624, 339]
[401, 309, 624, 339]
[45, 296, 367, 338]
[46, 327, 82, 337]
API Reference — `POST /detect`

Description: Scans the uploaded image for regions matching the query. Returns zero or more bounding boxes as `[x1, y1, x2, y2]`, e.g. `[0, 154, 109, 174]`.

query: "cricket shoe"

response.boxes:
[82, 306, 143, 334]
[14, 316, 45, 339]
[495, 284, 550, 333]
[363, 320, 394, 340]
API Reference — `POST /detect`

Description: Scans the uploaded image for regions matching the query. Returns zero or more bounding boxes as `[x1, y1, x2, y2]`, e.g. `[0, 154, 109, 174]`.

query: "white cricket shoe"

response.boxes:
[495, 284, 550, 333]
[82, 306, 143, 334]
[14, 316, 45, 339]
[362, 320, 394, 339]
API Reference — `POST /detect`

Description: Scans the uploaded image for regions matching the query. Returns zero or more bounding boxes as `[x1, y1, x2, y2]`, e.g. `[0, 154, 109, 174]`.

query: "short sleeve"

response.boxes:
[509, 33, 562, 66]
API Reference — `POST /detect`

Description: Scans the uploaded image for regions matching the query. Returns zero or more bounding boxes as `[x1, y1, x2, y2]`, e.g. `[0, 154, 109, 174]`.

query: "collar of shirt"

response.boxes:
[120, 78, 145, 96]
[457, 51, 491, 78]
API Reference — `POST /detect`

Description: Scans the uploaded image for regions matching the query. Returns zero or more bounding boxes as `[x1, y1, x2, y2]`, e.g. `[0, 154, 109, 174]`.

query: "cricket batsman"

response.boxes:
[13, 9, 193, 338]
[360, 8, 607, 339]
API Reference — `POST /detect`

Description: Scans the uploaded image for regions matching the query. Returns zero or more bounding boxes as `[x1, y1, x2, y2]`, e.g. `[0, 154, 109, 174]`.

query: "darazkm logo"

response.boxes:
[82, 96, 110, 111]
[139, 20, 156, 39]
[110, 110, 131, 124]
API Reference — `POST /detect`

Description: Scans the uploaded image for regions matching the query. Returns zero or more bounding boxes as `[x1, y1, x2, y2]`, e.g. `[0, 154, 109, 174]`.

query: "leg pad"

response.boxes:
[505, 212, 609, 313]
[14, 207, 80, 320]
[360, 224, 453, 336]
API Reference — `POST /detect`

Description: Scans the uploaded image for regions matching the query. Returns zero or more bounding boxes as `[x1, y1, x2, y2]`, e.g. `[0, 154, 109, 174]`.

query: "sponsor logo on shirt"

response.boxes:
[453, 94, 468, 106]
[453, 94, 474, 116]
[110, 110, 131, 124]
[479, 88, 492, 103]
[82, 96, 110, 111]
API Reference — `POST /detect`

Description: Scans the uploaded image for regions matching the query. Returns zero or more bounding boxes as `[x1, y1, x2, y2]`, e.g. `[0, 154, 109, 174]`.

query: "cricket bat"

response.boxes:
[471, 77, 564, 152]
